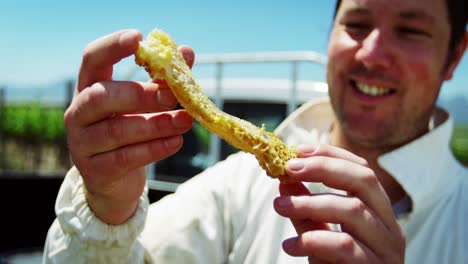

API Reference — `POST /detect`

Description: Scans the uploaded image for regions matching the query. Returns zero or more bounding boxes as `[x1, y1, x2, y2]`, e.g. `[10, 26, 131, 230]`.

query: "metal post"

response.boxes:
[62, 80, 75, 171]
[208, 62, 224, 164]
[288, 61, 299, 115]
[65, 79, 74, 110]
[0, 87, 5, 169]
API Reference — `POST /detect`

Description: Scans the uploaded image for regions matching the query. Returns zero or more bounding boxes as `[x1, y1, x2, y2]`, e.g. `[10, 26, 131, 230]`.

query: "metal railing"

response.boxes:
[195, 51, 327, 116]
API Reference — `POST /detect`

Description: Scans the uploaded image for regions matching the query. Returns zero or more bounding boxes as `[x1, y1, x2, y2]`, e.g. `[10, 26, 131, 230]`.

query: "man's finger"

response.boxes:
[286, 156, 397, 231]
[66, 80, 177, 127]
[283, 230, 379, 263]
[279, 181, 311, 196]
[296, 144, 368, 167]
[76, 110, 192, 157]
[274, 193, 394, 257]
[179, 45, 195, 69]
[83, 135, 184, 185]
[276, 182, 329, 234]
[77, 29, 142, 92]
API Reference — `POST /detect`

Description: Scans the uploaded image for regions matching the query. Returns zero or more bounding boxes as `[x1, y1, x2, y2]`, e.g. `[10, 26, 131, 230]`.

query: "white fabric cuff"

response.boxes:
[55, 166, 149, 247]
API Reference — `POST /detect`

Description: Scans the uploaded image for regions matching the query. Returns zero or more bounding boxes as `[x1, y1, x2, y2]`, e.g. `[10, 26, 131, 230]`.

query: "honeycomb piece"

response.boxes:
[135, 29, 297, 180]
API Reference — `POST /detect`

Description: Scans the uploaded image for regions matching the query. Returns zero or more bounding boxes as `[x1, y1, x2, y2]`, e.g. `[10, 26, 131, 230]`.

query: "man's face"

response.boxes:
[327, 0, 453, 148]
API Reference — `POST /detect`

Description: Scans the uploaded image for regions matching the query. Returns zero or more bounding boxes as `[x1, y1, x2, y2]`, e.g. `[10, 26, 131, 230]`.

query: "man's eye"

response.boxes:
[345, 22, 370, 30]
[398, 27, 431, 38]
[343, 22, 371, 39]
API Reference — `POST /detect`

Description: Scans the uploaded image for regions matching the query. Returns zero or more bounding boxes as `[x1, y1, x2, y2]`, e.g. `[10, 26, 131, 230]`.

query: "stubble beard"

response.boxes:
[332, 100, 435, 151]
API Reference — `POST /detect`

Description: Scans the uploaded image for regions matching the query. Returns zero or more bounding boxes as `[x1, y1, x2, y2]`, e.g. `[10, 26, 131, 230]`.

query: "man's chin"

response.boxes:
[344, 128, 398, 150]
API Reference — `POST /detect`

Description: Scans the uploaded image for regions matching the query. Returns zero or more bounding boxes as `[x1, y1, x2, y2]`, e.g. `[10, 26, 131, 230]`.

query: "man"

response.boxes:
[44, 0, 468, 263]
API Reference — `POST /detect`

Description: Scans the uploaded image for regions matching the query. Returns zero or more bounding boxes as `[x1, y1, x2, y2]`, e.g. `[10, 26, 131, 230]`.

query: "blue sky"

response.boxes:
[0, 0, 466, 102]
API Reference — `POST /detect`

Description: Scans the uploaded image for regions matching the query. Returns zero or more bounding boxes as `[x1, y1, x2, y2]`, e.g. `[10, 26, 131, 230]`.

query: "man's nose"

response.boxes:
[355, 29, 394, 70]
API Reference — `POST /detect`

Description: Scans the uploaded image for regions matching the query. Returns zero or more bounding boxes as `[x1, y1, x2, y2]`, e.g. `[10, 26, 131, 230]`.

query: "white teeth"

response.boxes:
[355, 82, 391, 96]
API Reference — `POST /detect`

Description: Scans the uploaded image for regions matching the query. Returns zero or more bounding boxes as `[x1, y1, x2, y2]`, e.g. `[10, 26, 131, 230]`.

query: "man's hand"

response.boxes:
[65, 29, 195, 225]
[273, 145, 405, 263]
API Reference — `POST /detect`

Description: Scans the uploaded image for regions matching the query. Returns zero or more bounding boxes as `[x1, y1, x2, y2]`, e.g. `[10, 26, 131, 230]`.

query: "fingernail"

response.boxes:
[275, 197, 291, 207]
[119, 29, 139, 47]
[297, 144, 316, 154]
[179, 45, 194, 65]
[287, 159, 304, 172]
[283, 237, 297, 252]
[165, 136, 182, 149]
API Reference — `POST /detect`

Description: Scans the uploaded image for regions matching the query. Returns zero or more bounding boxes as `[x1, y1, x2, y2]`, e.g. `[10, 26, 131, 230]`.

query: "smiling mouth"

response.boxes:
[351, 81, 396, 96]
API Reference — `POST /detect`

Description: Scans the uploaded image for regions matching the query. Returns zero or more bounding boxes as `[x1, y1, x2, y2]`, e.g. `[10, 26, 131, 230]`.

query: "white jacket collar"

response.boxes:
[378, 107, 461, 213]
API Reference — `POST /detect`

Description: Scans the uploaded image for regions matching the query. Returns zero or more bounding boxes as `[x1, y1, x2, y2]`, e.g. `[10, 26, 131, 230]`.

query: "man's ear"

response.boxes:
[444, 31, 468, 81]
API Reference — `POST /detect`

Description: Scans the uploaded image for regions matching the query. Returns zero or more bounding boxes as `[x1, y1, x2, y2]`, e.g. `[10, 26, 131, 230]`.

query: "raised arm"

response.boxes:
[44, 29, 195, 263]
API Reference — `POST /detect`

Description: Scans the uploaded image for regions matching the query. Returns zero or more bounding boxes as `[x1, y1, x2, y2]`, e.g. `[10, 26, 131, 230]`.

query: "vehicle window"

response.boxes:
[153, 101, 287, 183]
[220, 101, 287, 159]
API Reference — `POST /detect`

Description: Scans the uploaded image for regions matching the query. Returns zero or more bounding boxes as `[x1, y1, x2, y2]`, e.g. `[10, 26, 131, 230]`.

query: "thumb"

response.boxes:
[78, 29, 142, 92]
[179, 45, 195, 69]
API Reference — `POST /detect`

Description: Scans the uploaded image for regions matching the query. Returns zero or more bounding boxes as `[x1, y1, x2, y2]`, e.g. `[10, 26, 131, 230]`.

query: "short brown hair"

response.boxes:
[333, 0, 468, 62]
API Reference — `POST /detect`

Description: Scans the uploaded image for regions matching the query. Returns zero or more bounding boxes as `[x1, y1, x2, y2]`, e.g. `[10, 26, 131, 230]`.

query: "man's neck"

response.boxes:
[330, 123, 407, 204]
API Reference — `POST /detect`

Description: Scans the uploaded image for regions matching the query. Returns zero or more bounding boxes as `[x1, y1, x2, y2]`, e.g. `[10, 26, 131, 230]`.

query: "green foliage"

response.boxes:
[1, 103, 467, 167]
[192, 122, 211, 148]
[1, 102, 66, 143]
[451, 126, 468, 166]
